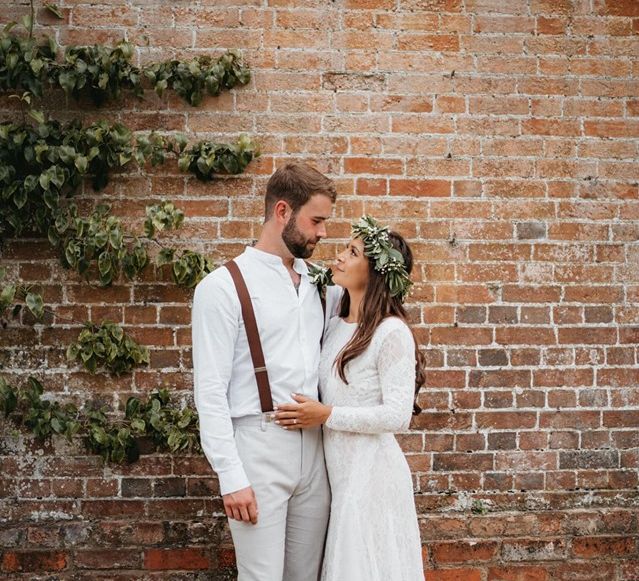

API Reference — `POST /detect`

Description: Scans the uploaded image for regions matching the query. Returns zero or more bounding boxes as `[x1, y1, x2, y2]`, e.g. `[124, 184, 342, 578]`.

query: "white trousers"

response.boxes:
[229, 416, 331, 581]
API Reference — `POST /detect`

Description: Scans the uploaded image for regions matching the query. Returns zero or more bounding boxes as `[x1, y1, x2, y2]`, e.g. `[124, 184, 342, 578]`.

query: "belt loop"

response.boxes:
[260, 413, 267, 432]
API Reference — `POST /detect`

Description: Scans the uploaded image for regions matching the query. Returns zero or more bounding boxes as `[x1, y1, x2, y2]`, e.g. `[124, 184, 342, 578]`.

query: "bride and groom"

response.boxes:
[192, 163, 425, 580]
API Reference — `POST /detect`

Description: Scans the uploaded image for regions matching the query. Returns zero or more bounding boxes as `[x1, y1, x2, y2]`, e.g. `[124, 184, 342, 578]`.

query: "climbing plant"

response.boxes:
[0, 19, 251, 107]
[0, 2, 259, 462]
[0, 114, 258, 241]
[0, 377, 201, 462]
[0, 266, 44, 324]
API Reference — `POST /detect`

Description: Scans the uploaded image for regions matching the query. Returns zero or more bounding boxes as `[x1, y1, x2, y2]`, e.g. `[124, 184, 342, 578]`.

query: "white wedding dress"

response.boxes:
[319, 316, 424, 581]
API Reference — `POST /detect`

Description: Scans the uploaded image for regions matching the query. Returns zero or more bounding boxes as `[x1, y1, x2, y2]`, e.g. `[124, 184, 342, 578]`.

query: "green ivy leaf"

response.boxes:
[97, 252, 111, 276]
[44, 3, 64, 19]
[58, 70, 75, 94]
[74, 155, 88, 173]
[13, 187, 27, 209]
[25, 292, 44, 319]
[125, 397, 139, 416]
[51, 417, 63, 433]
[28, 109, 45, 124]
[0, 284, 16, 307]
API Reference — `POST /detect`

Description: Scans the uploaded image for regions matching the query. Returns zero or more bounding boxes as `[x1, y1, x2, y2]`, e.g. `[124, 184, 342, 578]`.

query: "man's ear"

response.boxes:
[273, 200, 292, 224]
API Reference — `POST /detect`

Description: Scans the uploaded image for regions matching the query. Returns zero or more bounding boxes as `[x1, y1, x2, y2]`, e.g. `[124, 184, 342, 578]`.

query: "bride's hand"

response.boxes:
[273, 393, 332, 429]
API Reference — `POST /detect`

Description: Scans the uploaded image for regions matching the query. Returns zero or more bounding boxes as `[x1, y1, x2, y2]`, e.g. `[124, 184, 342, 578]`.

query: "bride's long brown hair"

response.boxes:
[334, 231, 426, 414]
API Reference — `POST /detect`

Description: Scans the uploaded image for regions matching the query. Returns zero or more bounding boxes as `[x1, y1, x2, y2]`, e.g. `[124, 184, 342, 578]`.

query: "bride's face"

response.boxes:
[333, 238, 369, 293]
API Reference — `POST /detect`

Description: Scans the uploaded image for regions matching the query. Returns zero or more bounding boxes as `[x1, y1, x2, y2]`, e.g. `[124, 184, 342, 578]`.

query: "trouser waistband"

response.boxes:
[232, 413, 277, 430]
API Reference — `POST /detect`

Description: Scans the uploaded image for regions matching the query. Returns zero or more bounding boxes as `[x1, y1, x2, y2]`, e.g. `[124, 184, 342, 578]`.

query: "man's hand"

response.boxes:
[273, 393, 332, 429]
[223, 486, 258, 524]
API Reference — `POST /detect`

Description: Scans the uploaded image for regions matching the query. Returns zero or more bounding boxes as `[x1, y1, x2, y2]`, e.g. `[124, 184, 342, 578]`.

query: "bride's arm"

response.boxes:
[325, 324, 416, 434]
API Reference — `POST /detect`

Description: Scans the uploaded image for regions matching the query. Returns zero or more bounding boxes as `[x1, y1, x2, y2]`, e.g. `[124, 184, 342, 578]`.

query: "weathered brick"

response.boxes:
[2, 1, 639, 578]
[143, 548, 210, 571]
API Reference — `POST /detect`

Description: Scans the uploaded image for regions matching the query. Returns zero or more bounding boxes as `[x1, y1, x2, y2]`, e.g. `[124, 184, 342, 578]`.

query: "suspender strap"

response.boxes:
[224, 260, 274, 413]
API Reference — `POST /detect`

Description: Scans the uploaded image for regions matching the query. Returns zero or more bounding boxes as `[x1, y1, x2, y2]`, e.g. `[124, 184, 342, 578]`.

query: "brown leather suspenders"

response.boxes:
[223, 259, 327, 414]
[224, 260, 274, 413]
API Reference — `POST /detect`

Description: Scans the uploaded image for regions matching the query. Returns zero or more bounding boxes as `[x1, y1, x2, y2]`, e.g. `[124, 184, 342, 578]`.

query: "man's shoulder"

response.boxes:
[194, 250, 269, 296]
[194, 262, 235, 297]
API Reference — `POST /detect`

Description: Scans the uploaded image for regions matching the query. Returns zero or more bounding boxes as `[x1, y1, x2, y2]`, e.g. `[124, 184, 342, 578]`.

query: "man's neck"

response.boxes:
[254, 236, 295, 269]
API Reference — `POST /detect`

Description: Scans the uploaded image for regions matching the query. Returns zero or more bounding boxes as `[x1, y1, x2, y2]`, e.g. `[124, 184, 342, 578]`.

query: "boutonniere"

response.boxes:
[307, 263, 334, 298]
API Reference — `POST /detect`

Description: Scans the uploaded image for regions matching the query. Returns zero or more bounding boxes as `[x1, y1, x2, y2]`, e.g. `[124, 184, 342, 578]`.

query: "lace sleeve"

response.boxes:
[325, 321, 416, 434]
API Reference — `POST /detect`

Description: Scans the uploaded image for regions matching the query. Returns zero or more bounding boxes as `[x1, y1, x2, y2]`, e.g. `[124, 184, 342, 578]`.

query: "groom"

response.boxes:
[192, 163, 339, 580]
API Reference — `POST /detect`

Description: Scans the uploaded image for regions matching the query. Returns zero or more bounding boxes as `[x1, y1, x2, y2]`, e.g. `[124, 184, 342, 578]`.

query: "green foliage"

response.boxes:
[0, 117, 140, 238]
[351, 215, 413, 302]
[52, 41, 142, 106]
[307, 263, 334, 299]
[44, 4, 64, 19]
[1, 115, 259, 242]
[135, 132, 175, 168]
[0, 5, 254, 466]
[83, 405, 139, 463]
[145, 50, 251, 106]
[67, 320, 149, 375]
[51, 204, 149, 286]
[144, 200, 184, 238]
[157, 248, 215, 289]
[0, 376, 17, 417]
[0, 267, 44, 324]
[0, 376, 201, 463]
[50, 200, 212, 288]
[1, 22, 250, 107]
[471, 499, 489, 515]
[0, 376, 81, 440]
[125, 388, 200, 454]
[178, 134, 259, 181]
[0, 21, 56, 96]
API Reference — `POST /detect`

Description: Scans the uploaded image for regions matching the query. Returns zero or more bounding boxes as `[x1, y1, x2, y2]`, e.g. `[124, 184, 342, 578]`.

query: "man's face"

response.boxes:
[282, 194, 333, 259]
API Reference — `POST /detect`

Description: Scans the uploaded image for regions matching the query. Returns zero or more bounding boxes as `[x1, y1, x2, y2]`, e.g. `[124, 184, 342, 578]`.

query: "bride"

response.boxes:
[274, 215, 425, 581]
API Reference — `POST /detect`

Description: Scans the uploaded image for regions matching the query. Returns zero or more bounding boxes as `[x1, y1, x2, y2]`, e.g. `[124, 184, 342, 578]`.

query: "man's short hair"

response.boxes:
[265, 163, 337, 219]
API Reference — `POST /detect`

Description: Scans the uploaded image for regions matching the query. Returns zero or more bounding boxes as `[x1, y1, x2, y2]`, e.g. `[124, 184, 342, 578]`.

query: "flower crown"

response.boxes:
[351, 215, 413, 302]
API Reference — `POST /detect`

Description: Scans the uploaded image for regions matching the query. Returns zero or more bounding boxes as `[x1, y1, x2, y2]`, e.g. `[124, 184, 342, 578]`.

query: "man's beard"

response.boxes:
[282, 215, 317, 259]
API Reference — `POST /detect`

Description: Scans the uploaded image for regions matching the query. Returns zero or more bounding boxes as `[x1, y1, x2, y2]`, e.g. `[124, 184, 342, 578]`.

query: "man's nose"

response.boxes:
[317, 223, 327, 238]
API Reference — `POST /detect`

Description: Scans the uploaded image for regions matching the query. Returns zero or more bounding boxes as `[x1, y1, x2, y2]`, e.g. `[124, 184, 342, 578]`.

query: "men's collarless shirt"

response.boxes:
[192, 246, 337, 495]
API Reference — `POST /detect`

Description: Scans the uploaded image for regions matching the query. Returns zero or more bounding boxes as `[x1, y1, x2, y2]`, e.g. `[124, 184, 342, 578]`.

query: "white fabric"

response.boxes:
[320, 316, 425, 581]
[228, 418, 330, 581]
[192, 246, 340, 495]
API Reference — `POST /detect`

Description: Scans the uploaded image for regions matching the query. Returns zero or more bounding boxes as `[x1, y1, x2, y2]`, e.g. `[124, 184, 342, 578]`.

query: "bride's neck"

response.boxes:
[346, 290, 364, 323]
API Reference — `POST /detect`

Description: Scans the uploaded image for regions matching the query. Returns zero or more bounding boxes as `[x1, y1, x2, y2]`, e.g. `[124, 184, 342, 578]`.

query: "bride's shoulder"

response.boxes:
[377, 316, 410, 332]
[373, 317, 412, 343]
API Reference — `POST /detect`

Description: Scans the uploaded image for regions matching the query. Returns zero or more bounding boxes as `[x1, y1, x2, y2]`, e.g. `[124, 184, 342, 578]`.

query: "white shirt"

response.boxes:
[192, 246, 340, 495]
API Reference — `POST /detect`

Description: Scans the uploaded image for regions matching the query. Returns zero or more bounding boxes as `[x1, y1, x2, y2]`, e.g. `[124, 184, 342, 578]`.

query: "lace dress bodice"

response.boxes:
[320, 316, 416, 433]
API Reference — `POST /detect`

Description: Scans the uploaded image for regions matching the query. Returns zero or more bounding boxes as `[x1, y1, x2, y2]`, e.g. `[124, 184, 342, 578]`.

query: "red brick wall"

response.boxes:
[2, 0, 639, 579]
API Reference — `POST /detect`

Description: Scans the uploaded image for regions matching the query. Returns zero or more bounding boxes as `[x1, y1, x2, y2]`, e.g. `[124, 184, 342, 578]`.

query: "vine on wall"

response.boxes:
[0, 377, 201, 462]
[1, 19, 251, 107]
[0, 3, 258, 461]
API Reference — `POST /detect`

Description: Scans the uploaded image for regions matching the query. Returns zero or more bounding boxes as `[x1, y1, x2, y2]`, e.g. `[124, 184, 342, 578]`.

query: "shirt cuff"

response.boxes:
[218, 466, 251, 496]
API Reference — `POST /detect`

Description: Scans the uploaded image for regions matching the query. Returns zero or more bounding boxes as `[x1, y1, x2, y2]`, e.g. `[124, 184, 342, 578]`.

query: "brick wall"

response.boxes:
[1, 0, 639, 579]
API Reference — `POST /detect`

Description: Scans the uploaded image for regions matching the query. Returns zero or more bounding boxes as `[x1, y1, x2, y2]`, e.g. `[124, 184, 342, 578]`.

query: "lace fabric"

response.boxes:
[319, 317, 424, 581]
